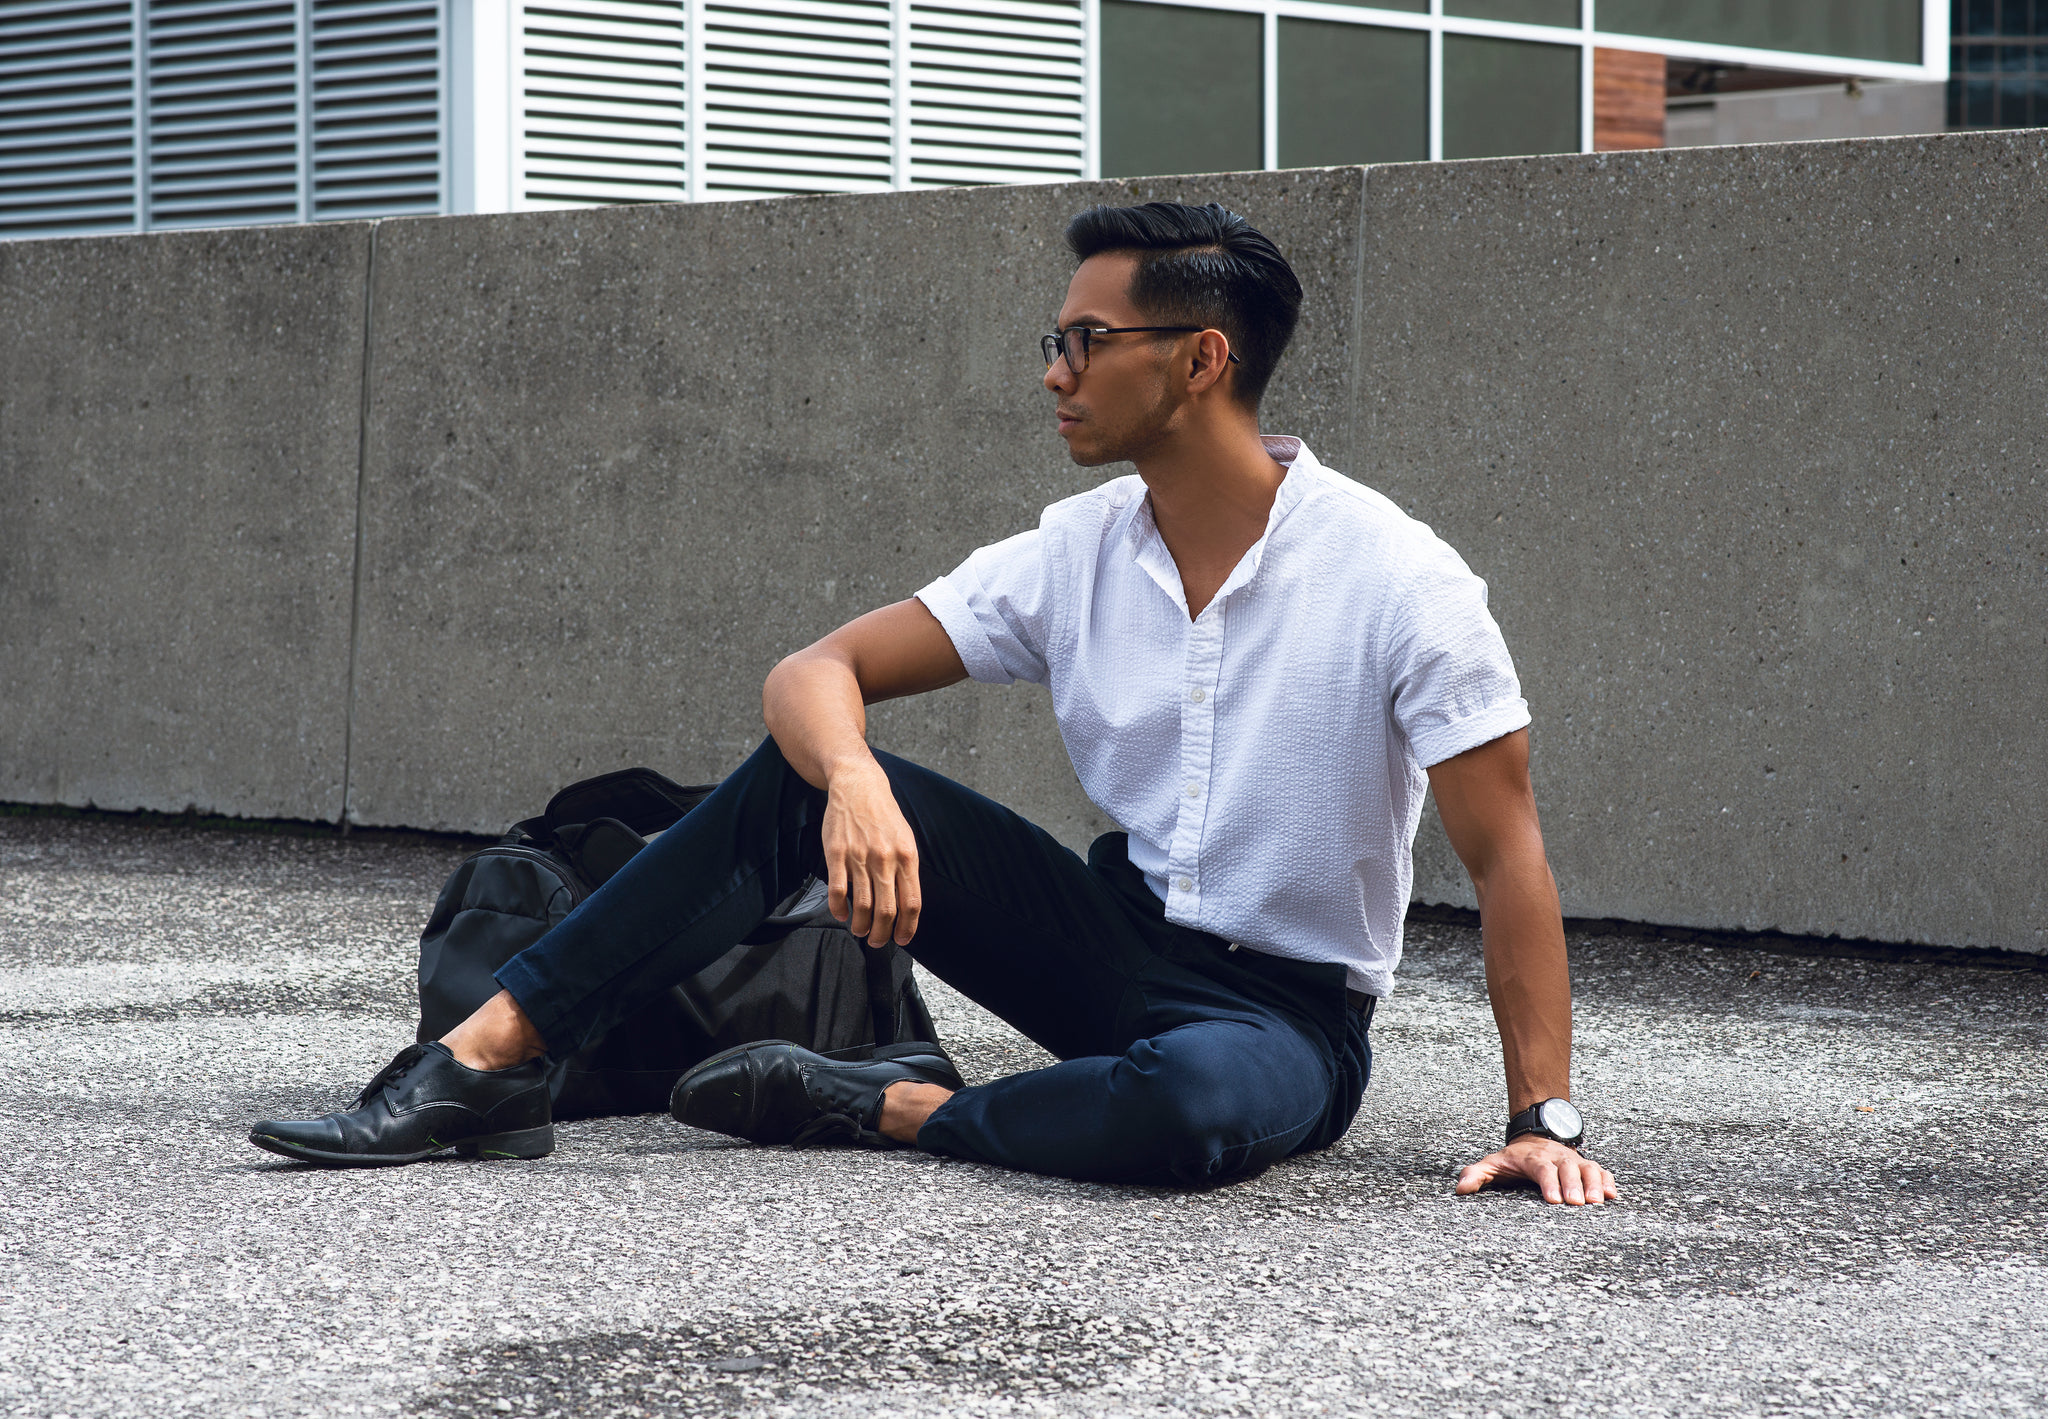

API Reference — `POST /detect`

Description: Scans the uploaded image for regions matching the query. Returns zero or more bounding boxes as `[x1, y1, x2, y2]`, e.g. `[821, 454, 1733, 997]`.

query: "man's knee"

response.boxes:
[1112, 1034, 1321, 1187]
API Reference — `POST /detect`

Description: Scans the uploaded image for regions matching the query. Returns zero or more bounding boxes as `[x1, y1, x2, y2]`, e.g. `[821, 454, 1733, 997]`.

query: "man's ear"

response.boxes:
[1185, 328, 1233, 396]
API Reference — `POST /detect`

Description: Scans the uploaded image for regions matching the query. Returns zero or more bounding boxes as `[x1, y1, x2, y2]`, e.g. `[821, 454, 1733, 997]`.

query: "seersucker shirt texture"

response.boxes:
[914, 437, 1529, 997]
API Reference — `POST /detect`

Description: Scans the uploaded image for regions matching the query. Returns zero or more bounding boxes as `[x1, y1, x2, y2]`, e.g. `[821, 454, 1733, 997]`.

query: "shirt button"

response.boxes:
[1175, 876, 1193, 892]
[1188, 687, 1206, 703]
[1184, 783, 1200, 799]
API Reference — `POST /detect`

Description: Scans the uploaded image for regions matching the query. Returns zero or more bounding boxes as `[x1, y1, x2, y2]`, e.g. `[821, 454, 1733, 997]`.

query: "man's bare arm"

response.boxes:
[762, 599, 967, 947]
[1427, 729, 1618, 1206]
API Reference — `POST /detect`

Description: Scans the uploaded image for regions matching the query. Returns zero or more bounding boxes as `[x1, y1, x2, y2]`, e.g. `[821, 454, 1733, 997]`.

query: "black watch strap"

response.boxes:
[1506, 1097, 1585, 1149]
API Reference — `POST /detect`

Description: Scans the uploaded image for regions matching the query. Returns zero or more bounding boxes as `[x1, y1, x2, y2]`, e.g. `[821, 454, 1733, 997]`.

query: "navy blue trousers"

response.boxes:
[496, 738, 1373, 1188]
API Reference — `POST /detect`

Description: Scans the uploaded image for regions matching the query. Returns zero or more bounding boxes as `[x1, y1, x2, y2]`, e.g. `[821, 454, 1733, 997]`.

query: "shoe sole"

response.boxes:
[667, 1039, 967, 1127]
[247, 1124, 555, 1168]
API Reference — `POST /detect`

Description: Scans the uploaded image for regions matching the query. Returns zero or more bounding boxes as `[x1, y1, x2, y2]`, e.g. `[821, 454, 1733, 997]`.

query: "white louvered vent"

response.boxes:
[0, 0, 137, 236]
[310, 0, 441, 219]
[700, 0, 893, 200]
[518, 0, 685, 209]
[144, 0, 299, 228]
[908, 0, 1082, 188]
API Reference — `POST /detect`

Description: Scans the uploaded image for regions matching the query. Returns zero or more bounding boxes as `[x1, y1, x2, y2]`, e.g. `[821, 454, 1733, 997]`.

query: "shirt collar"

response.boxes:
[1126, 436, 1321, 617]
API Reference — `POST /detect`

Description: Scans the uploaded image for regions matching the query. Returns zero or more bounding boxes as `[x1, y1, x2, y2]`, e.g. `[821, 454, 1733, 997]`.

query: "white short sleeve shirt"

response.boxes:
[915, 437, 1529, 997]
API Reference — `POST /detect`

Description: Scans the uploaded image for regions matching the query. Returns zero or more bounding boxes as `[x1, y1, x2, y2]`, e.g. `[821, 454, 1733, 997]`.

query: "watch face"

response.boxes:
[1537, 1098, 1584, 1142]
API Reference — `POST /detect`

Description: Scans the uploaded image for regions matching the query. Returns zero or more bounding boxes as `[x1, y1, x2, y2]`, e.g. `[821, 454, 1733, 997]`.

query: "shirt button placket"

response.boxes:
[1168, 610, 1225, 918]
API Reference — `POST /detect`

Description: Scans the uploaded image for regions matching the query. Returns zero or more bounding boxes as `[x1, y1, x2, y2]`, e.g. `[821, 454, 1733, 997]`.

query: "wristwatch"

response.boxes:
[1506, 1097, 1585, 1149]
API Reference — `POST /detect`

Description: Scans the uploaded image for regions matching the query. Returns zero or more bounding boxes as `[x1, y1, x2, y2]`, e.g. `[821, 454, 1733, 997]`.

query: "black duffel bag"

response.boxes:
[415, 766, 942, 1121]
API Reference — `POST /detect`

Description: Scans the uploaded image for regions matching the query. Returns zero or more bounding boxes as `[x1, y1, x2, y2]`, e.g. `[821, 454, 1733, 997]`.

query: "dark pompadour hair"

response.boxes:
[1063, 200, 1303, 408]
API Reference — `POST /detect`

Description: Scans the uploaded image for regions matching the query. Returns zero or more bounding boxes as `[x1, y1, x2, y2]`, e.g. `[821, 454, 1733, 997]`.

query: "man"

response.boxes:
[252, 201, 1617, 1206]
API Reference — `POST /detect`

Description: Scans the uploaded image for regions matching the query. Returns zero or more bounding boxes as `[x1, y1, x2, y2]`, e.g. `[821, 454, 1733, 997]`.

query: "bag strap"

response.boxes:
[863, 942, 902, 1046]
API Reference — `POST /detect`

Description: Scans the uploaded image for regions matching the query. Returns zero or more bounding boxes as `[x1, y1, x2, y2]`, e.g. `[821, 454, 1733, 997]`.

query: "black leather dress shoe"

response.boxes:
[249, 1041, 553, 1167]
[670, 1040, 965, 1148]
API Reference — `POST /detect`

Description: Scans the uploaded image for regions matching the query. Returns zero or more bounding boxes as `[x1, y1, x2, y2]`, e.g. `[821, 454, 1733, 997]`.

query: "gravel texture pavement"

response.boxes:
[1, 811, 2043, 1419]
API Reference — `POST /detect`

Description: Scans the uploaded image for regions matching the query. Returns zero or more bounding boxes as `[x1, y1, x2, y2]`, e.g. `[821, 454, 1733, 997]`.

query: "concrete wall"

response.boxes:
[2, 129, 2041, 954]
[0, 222, 370, 822]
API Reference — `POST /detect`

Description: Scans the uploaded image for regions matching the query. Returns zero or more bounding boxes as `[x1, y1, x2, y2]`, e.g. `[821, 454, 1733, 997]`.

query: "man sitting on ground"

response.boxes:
[251, 200, 1618, 1206]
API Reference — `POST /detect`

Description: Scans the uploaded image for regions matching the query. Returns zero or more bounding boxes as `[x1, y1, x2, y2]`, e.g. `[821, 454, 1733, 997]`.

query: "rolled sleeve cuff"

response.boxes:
[915, 577, 1015, 685]
[1410, 698, 1533, 770]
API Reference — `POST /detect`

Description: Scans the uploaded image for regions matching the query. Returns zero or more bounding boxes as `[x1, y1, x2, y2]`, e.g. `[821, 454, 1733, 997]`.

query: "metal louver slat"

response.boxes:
[701, 0, 892, 198]
[908, 0, 1083, 189]
[0, 0, 137, 236]
[311, 0, 442, 219]
[145, 0, 299, 227]
[520, 0, 685, 209]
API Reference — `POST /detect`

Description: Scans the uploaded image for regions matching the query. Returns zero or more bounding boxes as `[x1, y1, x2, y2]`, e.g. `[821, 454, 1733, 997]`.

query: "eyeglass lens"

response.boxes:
[1042, 328, 1089, 373]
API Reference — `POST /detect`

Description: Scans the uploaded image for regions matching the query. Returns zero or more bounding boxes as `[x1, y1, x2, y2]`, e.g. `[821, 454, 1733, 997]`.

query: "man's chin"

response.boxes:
[1059, 434, 1124, 469]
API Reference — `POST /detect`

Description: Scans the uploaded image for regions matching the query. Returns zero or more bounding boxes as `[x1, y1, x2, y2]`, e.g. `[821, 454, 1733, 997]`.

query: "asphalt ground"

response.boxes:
[0, 811, 2043, 1419]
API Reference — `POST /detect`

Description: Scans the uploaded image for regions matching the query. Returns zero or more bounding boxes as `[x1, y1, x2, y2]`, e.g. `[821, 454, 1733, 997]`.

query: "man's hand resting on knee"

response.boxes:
[821, 756, 924, 948]
[762, 599, 970, 951]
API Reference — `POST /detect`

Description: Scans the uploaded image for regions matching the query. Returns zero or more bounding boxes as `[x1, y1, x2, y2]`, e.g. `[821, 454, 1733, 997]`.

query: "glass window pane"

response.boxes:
[1442, 35, 1580, 160]
[1319, 0, 1427, 11]
[1278, 19, 1427, 168]
[1964, 75, 1994, 123]
[1596, 1, 1924, 66]
[1100, 1, 1263, 180]
[1448, 0, 1579, 26]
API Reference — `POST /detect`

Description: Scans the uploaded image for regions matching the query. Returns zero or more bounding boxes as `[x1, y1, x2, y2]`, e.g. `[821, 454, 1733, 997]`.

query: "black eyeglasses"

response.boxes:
[1040, 325, 1242, 374]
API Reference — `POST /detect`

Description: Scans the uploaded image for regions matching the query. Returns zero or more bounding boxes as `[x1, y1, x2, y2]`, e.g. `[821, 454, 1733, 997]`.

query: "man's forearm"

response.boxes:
[761, 653, 885, 792]
[1475, 847, 1573, 1114]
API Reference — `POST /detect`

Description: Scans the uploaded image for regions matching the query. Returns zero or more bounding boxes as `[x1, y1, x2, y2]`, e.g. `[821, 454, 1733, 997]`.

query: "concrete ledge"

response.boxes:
[3, 131, 2042, 953]
[0, 222, 371, 822]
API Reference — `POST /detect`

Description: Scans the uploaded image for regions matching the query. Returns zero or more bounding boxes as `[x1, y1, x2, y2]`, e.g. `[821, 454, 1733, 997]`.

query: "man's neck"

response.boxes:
[1129, 421, 1290, 618]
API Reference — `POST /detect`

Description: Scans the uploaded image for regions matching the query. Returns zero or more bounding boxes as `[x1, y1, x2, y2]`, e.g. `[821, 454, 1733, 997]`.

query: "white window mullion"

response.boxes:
[1426, 0, 1442, 162]
[685, 0, 704, 200]
[134, 0, 149, 228]
[1081, 0, 1097, 179]
[295, 0, 311, 221]
[1578, 0, 1593, 154]
[890, 0, 909, 189]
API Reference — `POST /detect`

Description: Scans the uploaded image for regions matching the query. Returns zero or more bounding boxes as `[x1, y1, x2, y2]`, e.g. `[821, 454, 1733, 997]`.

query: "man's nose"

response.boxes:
[1043, 357, 1075, 393]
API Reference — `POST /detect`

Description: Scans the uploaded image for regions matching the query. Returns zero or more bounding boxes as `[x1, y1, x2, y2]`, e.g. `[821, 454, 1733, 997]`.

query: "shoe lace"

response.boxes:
[349, 1044, 430, 1109]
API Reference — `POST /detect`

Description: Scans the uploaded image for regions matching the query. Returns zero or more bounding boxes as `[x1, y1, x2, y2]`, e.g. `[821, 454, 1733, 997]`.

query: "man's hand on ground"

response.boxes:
[1456, 1135, 1618, 1206]
[821, 757, 922, 947]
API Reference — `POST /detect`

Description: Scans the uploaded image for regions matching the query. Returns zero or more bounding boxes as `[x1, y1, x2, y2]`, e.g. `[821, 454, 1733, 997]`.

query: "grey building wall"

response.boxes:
[2, 130, 2042, 954]
[1665, 80, 1947, 149]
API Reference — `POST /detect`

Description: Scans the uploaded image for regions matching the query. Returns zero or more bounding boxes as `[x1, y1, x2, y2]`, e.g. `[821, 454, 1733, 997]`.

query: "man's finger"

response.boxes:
[827, 846, 850, 924]
[844, 859, 874, 938]
[895, 859, 921, 945]
[1561, 1159, 1587, 1206]
[1534, 1158, 1563, 1205]
[869, 863, 898, 948]
[1454, 1157, 1499, 1195]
